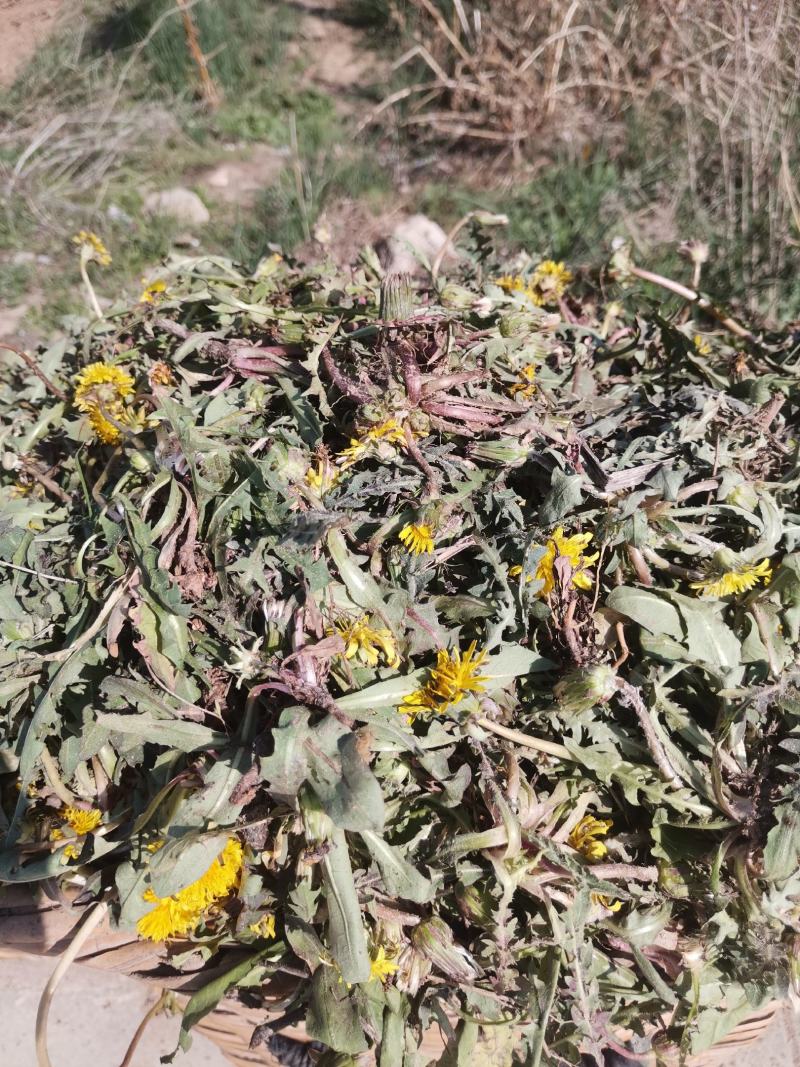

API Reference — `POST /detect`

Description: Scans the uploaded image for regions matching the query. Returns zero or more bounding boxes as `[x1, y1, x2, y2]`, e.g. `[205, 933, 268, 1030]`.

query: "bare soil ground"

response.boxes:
[0, 954, 228, 1067]
[0, 0, 64, 87]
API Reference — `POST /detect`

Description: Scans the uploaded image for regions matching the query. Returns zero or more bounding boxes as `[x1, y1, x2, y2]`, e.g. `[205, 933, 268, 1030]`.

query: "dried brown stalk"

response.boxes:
[628, 265, 755, 341]
[19, 458, 73, 504]
[0, 342, 68, 402]
[615, 680, 681, 788]
[321, 346, 372, 403]
[36, 901, 111, 1067]
[176, 0, 220, 110]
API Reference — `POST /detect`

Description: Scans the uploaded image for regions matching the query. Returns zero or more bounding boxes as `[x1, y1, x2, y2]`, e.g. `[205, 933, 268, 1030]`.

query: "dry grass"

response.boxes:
[1, 103, 180, 226]
[371, 0, 800, 311]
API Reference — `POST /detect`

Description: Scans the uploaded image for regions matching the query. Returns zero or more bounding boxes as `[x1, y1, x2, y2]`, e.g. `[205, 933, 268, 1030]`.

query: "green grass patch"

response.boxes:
[206, 151, 391, 266]
[419, 149, 800, 321]
[0, 262, 33, 304]
[91, 0, 298, 98]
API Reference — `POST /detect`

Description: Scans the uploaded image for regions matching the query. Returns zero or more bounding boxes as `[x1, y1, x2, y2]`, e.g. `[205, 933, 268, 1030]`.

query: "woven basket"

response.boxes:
[610, 1002, 783, 1067]
[0, 888, 788, 1067]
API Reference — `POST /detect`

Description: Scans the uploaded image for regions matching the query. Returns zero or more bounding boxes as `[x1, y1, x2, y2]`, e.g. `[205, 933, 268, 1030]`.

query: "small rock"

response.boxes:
[313, 216, 332, 245]
[198, 144, 289, 206]
[172, 233, 201, 249]
[0, 302, 30, 341]
[378, 214, 454, 275]
[107, 203, 133, 224]
[143, 187, 210, 226]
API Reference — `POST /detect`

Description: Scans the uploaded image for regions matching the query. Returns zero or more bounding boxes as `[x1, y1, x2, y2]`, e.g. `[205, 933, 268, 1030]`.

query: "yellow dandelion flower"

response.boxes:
[145, 839, 165, 853]
[248, 914, 277, 939]
[337, 437, 368, 468]
[590, 893, 622, 912]
[62, 806, 102, 835]
[139, 278, 167, 304]
[61, 844, 81, 864]
[255, 252, 284, 278]
[399, 642, 490, 723]
[74, 363, 135, 409]
[331, 615, 400, 669]
[185, 838, 243, 906]
[73, 362, 136, 445]
[495, 274, 527, 294]
[137, 838, 244, 942]
[306, 458, 339, 496]
[691, 558, 771, 598]
[399, 522, 435, 555]
[72, 230, 111, 266]
[517, 527, 598, 598]
[49, 827, 64, 841]
[88, 406, 131, 445]
[694, 334, 711, 356]
[529, 260, 572, 306]
[137, 891, 199, 942]
[369, 945, 399, 983]
[568, 816, 612, 862]
[400, 687, 440, 723]
[427, 641, 489, 706]
[337, 418, 409, 470]
[509, 363, 537, 401]
[365, 418, 407, 446]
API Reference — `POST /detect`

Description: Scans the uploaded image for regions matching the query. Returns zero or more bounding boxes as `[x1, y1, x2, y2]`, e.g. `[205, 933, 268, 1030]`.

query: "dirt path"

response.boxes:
[288, 0, 385, 101]
[0, 0, 64, 87]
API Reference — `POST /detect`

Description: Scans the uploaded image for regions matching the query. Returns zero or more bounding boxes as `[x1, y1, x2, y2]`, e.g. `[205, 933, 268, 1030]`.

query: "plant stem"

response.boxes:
[288, 112, 310, 242]
[320, 346, 372, 402]
[629, 264, 754, 341]
[626, 545, 653, 586]
[176, 0, 220, 109]
[0, 342, 68, 401]
[475, 716, 572, 759]
[0, 560, 79, 585]
[39, 748, 76, 806]
[118, 989, 171, 1067]
[629, 943, 678, 1005]
[615, 680, 681, 787]
[590, 862, 659, 882]
[403, 423, 439, 497]
[529, 946, 561, 1067]
[36, 900, 110, 1067]
[79, 259, 104, 321]
[19, 458, 73, 504]
[641, 546, 699, 580]
[431, 211, 472, 282]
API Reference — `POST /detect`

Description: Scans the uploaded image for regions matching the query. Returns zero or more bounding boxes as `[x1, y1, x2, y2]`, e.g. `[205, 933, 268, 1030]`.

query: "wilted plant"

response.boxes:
[2, 229, 800, 1065]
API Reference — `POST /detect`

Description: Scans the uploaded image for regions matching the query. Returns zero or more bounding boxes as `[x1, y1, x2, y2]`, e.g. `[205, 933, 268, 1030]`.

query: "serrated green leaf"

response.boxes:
[539, 467, 584, 524]
[310, 732, 385, 832]
[321, 828, 371, 984]
[361, 830, 434, 902]
[306, 964, 369, 1054]
[96, 712, 226, 752]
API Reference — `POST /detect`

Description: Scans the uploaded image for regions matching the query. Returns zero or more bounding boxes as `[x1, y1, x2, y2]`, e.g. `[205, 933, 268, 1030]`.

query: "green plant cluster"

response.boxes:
[2, 233, 800, 1065]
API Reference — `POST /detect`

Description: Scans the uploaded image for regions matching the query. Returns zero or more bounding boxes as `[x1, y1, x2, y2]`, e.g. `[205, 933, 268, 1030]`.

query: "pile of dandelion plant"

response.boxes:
[2, 228, 800, 1065]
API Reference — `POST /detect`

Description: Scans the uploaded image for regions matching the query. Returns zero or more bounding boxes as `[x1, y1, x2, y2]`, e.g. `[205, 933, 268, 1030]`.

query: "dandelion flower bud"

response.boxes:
[554, 665, 618, 714]
[411, 916, 478, 982]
